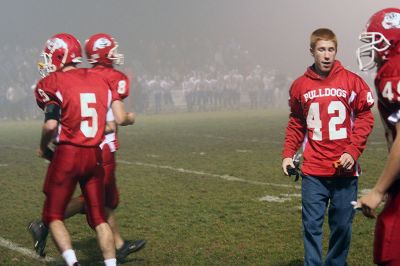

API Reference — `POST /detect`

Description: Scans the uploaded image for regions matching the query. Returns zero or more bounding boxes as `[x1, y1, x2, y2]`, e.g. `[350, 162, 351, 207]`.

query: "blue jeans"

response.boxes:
[302, 175, 357, 266]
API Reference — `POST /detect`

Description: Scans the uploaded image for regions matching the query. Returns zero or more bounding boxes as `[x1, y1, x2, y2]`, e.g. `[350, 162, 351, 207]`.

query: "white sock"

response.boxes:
[104, 258, 117, 266]
[62, 249, 78, 266]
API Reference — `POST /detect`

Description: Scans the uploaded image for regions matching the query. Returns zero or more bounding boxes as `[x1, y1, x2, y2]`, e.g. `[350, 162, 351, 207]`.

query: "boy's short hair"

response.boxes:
[310, 28, 337, 50]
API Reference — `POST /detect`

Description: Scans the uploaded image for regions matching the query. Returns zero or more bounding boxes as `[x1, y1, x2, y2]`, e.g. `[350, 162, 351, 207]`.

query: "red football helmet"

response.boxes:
[357, 8, 400, 71]
[85, 33, 124, 66]
[38, 33, 82, 77]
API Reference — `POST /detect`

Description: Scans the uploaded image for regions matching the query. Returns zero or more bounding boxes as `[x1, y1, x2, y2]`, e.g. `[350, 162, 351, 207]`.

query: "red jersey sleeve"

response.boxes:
[34, 74, 61, 110]
[373, 56, 400, 148]
[350, 76, 375, 112]
[282, 80, 307, 159]
[375, 56, 400, 120]
[109, 71, 130, 101]
[344, 75, 375, 160]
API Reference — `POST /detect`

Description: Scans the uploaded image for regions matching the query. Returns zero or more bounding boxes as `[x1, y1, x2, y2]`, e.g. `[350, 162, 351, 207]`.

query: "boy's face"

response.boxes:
[311, 40, 337, 73]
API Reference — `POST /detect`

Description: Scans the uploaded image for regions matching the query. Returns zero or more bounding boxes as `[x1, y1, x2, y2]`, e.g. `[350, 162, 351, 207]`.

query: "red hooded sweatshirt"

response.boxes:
[282, 60, 374, 177]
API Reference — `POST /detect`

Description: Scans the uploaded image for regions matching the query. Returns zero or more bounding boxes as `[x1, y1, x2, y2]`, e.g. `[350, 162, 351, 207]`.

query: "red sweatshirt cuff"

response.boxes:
[344, 144, 361, 161]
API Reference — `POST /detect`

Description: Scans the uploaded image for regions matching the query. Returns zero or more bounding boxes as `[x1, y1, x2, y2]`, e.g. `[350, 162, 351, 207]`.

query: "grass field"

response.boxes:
[0, 109, 386, 265]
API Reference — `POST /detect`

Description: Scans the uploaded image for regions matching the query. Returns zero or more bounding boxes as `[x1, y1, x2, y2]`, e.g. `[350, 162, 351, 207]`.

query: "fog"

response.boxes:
[0, 0, 398, 118]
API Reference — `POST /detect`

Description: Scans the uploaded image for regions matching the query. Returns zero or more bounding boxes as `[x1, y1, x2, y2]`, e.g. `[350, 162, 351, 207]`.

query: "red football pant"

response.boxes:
[378, 260, 400, 266]
[374, 181, 400, 264]
[102, 143, 119, 209]
[42, 144, 106, 229]
[78, 143, 120, 209]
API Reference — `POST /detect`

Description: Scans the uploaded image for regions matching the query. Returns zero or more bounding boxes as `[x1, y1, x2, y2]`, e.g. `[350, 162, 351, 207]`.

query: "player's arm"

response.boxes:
[111, 100, 135, 126]
[38, 103, 59, 159]
[109, 75, 134, 126]
[342, 79, 375, 169]
[282, 114, 305, 175]
[104, 107, 117, 134]
[341, 109, 374, 168]
[357, 122, 400, 218]
[105, 120, 117, 134]
[282, 84, 306, 176]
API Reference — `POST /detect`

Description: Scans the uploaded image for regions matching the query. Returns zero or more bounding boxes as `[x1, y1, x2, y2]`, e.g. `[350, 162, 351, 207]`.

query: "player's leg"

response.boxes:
[42, 145, 80, 265]
[102, 146, 124, 247]
[28, 146, 82, 257]
[374, 181, 400, 265]
[95, 222, 115, 260]
[325, 177, 357, 266]
[82, 152, 116, 262]
[64, 196, 85, 218]
[378, 260, 400, 266]
[104, 208, 146, 262]
[302, 175, 329, 266]
[103, 145, 146, 262]
[105, 208, 123, 248]
[48, 220, 76, 259]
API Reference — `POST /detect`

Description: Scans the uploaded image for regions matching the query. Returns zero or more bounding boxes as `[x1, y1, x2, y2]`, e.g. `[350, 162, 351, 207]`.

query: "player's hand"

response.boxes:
[36, 148, 45, 158]
[282, 157, 295, 176]
[43, 147, 54, 161]
[356, 189, 385, 219]
[127, 112, 135, 125]
[338, 153, 354, 170]
[37, 147, 54, 161]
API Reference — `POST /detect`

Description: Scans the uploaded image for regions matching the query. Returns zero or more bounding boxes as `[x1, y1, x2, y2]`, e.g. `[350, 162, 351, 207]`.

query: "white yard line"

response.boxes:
[118, 159, 300, 189]
[368, 141, 386, 145]
[259, 193, 301, 203]
[236, 149, 253, 153]
[2, 144, 372, 196]
[0, 236, 56, 262]
[259, 195, 292, 203]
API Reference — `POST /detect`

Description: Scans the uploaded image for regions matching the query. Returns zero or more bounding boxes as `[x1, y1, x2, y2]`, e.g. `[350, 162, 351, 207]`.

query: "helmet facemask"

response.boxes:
[108, 42, 124, 65]
[38, 52, 57, 78]
[357, 32, 391, 71]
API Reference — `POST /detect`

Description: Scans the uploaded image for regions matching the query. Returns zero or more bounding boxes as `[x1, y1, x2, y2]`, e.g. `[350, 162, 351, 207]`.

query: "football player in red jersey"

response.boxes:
[61, 33, 146, 263]
[355, 8, 400, 266]
[281, 28, 375, 265]
[30, 33, 134, 266]
[29, 34, 139, 264]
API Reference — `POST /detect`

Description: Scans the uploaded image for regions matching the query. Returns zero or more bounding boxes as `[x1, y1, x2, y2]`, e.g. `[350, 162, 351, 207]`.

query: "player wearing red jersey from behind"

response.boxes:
[355, 8, 400, 266]
[281, 28, 374, 266]
[32, 33, 126, 266]
[29, 34, 139, 264]
[64, 33, 146, 263]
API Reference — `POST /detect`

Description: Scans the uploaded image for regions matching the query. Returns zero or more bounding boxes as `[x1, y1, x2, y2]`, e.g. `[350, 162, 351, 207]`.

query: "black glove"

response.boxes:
[286, 165, 300, 182]
[43, 147, 54, 162]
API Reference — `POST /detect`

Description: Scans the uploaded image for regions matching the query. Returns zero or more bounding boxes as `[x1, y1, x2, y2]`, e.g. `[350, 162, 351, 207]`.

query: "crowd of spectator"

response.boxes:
[131, 66, 291, 114]
[0, 43, 42, 120]
[0, 39, 292, 120]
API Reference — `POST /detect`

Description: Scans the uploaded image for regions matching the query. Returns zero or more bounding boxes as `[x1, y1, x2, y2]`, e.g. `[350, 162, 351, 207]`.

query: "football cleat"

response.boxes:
[27, 220, 48, 257]
[116, 239, 146, 263]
